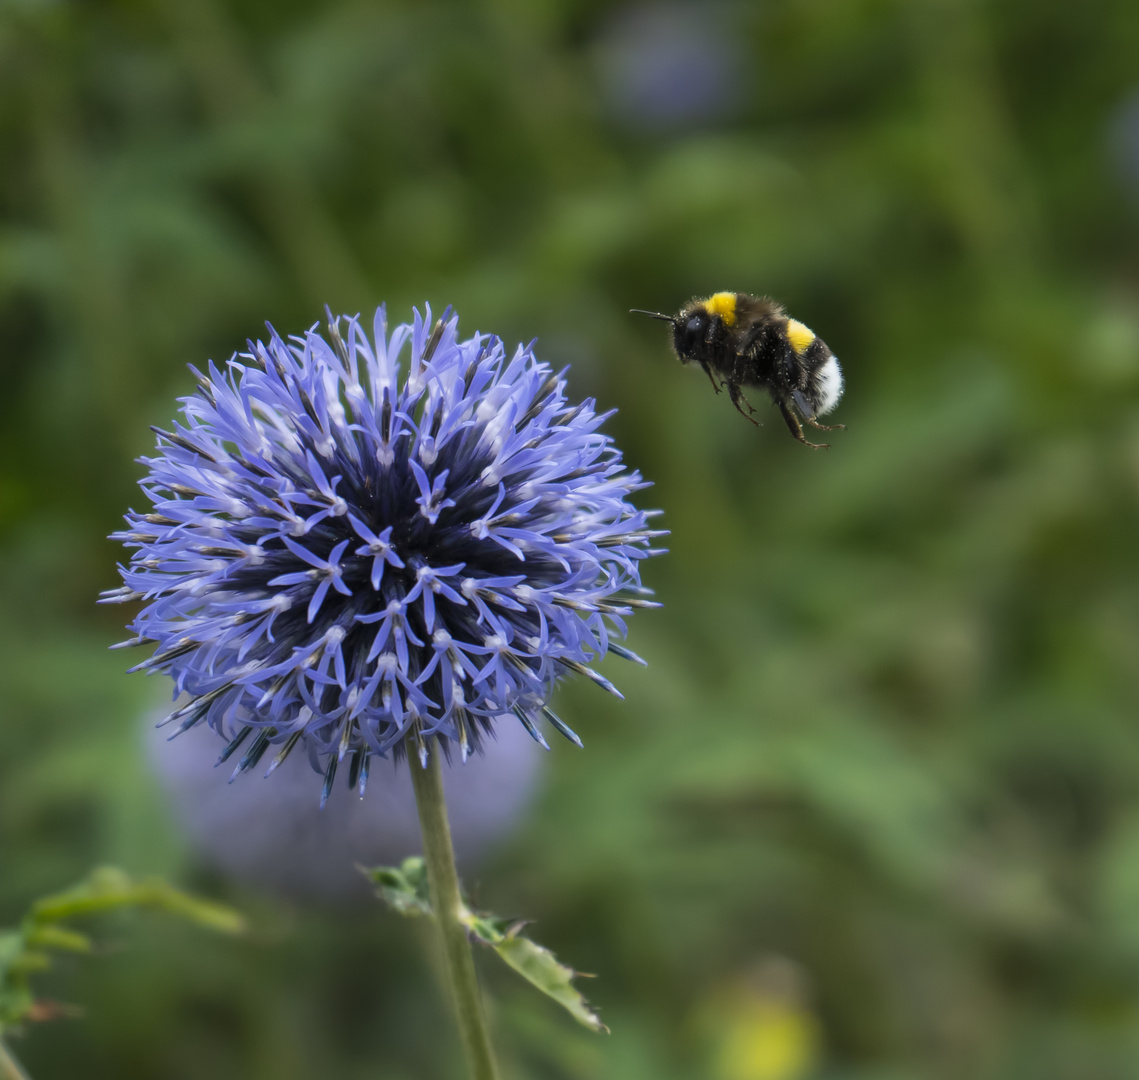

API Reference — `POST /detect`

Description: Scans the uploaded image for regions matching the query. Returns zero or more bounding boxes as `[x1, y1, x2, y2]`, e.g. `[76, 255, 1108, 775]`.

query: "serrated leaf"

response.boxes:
[467, 918, 607, 1033]
[0, 867, 243, 1035]
[364, 857, 605, 1032]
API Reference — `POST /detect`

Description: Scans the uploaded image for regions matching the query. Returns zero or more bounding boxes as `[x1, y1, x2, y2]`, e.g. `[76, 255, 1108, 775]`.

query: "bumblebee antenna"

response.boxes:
[629, 309, 675, 322]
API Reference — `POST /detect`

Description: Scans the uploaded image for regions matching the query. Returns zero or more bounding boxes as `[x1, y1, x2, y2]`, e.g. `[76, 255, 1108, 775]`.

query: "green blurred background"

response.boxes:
[5, 0, 1139, 1077]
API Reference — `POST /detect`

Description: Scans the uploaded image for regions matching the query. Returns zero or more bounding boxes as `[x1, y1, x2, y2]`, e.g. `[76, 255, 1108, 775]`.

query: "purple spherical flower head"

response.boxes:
[104, 306, 664, 805]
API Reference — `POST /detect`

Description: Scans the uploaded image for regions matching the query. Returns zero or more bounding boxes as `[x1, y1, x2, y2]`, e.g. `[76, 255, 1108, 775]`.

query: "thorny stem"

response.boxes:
[0, 1039, 32, 1080]
[409, 749, 501, 1080]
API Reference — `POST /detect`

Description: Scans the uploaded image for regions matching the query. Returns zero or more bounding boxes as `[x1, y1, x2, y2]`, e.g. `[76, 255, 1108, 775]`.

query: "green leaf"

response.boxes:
[364, 858, 606, 1033]
[0, 867, 244, 1035]
[28, 866, 245, 935]
[466, 916, 607, 1033]
[23, 926, 90, 955]
[361, 857, 434, 918]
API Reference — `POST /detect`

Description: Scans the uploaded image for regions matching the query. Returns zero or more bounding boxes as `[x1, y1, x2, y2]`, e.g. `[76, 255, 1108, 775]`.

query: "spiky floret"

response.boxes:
[105, 306, 663, 804]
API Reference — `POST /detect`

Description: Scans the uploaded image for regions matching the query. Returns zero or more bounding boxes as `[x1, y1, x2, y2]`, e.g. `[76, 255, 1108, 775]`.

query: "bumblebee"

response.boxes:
[632, 292, 845, 448]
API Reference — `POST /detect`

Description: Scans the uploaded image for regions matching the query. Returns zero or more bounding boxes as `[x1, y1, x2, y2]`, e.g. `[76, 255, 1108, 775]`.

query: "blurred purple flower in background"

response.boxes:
[105, 307, 662, 805]
[146, 702, 544, 902]
[595, 2, 749, 132]
[1108, 87, 1139, 196]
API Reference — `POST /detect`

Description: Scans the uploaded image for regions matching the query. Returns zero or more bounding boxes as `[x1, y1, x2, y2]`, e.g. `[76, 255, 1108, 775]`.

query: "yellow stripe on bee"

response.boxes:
[704, 292, 738, 327]
[786, 318, 816, 354]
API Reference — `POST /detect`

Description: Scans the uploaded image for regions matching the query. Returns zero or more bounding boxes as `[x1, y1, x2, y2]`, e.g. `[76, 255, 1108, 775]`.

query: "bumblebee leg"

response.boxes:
[805, 416, 846, 432]
[700, 362, 722, 394]
[728, 382, 759, 426]
[779, 401, 829, 449]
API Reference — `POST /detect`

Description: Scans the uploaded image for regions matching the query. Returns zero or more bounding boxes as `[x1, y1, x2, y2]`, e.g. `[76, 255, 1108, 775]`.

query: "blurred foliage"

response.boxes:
[3, 0, 1139, 1078]
[0, 866, 243, 1036]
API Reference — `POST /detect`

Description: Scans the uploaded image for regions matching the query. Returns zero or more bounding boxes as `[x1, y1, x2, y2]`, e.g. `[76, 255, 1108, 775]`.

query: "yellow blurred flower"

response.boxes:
[697, 957, 821, 1080]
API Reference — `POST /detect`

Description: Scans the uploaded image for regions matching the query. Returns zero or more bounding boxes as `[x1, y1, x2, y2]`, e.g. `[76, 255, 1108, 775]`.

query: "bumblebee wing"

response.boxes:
[736, 319, 767, 356]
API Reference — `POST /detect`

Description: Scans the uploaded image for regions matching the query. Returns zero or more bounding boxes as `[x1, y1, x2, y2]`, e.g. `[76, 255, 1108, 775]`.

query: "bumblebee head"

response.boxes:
[630, 306, 708, 364]
[674, 309, 710, 362]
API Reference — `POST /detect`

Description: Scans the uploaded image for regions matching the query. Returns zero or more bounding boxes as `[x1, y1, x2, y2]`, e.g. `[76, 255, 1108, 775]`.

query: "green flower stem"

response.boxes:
[0, 1039, 32, 1080]
[409, 750, 501, 1080]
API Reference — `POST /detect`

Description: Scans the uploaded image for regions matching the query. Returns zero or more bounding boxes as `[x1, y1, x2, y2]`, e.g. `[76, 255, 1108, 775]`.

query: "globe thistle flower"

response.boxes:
[104, 306, 663, 804]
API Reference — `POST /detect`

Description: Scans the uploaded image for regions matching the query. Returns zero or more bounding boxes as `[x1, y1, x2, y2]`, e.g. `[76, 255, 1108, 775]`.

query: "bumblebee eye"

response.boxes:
[680, 315, 706, 351]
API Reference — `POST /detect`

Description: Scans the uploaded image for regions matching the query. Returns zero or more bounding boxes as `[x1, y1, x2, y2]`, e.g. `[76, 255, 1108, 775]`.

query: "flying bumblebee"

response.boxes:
[632, 291, 845, 448]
